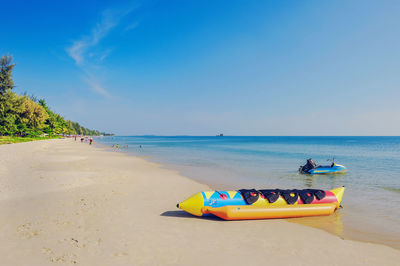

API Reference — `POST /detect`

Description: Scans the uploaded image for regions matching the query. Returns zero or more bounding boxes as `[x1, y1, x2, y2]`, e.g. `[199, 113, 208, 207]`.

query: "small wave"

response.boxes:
[382, 186, 400, 194]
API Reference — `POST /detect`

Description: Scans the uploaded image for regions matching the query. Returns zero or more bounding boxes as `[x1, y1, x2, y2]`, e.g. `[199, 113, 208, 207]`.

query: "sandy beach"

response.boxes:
[0, 139, 399, 265]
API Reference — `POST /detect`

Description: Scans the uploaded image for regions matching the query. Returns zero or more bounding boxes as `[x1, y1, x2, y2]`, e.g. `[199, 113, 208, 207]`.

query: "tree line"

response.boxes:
[0, 55, 111, 137]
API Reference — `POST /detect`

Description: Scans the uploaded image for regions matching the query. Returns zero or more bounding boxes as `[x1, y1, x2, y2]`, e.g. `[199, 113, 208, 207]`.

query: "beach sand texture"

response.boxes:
[0, 139, 399, 265]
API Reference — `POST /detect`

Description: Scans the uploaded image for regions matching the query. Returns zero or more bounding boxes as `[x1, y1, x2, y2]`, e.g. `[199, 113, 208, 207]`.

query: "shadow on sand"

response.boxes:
[160, 210, 221, 221]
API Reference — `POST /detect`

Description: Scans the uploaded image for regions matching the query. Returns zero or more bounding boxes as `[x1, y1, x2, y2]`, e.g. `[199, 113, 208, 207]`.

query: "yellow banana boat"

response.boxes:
[177, 187, 345, 220]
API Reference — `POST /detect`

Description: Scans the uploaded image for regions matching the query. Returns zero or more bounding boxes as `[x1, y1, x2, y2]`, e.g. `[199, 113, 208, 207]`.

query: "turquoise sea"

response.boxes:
[96, 136, 400, 249]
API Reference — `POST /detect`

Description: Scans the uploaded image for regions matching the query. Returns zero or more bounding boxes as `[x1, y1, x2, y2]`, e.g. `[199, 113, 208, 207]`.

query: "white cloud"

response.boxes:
[83, 74, 110, 98]
[124, 21, 139, 32]
[66, 40, 87, 65]
[99, 48, 113, 62]
[66, 4, 137, 96]
[67, 6, 135, 66]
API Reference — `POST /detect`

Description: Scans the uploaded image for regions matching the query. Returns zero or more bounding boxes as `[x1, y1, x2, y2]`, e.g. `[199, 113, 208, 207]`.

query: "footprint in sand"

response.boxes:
[56, 237, 88, 249]
[42, 247, 78, 264]
[17, 222, 41, 239]
[113, 252, 129, 257]
[69, 237, 87, 248]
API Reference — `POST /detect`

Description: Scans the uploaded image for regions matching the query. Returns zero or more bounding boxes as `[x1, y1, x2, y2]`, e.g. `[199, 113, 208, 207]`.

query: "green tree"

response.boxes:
[0, 91, 25, 135]
[19, 96, 49, 130]
[0, 55, 20, 135]
[0, 54, 16, 96]
[72, 121, 82, 135]
[0, 54, 109, 137]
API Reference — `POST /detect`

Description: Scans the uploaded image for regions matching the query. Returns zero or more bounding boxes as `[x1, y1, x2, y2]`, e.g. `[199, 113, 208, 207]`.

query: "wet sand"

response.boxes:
[0, 139, 400, 265]
[291, 205, 400, 250]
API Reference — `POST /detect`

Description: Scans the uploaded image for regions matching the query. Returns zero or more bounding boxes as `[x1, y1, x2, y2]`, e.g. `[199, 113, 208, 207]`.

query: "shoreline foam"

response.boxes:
[0, 139, 399, 265]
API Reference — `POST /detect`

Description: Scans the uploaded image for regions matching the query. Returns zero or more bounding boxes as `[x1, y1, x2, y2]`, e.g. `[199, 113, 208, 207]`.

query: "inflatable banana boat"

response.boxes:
[177, 187, 344, 220]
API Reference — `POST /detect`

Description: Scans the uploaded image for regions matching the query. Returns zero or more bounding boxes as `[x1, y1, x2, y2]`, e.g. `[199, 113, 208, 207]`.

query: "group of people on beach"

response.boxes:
[111, 144, 143, 150]
[112, 144, 130, 149]
[72, 135, 145, 150]
[74, 136, 93, 145]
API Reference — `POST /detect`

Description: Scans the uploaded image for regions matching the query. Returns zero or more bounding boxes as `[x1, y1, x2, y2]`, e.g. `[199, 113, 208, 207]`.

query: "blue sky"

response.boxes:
[1, 0, 400, 135]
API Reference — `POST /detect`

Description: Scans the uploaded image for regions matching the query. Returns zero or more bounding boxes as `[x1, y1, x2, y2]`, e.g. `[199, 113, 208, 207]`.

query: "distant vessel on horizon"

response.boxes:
[216, 133, 224, 137]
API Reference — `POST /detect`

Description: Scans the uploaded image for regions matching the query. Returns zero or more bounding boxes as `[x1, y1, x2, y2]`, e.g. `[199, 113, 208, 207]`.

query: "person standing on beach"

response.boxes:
[89, 138, 93, 145]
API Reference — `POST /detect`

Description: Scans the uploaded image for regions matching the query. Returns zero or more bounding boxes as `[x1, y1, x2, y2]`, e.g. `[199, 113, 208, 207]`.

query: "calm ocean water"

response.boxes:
[96, 136, 400, 249]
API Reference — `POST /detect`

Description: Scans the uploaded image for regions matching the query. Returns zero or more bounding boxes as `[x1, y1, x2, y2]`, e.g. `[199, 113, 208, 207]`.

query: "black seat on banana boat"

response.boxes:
[238, 189, 259, 204]
[280, 190, 299, 205]
[238, 188, 327, 205]
[298, 190, 314, 204]
[258, 189, 280, 203]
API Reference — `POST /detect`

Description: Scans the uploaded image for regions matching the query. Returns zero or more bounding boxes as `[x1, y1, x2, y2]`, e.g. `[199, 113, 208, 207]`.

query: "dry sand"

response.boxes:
[0, 139, 399, 265]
